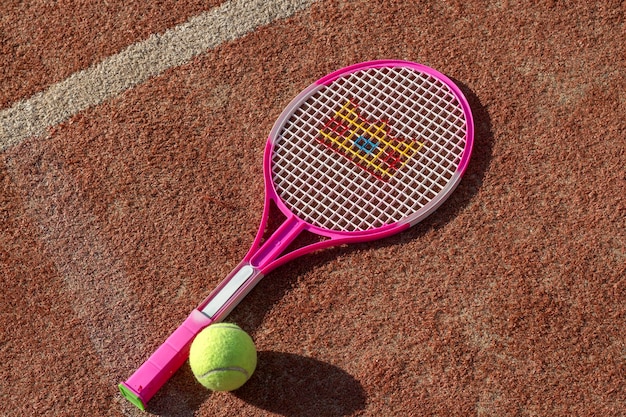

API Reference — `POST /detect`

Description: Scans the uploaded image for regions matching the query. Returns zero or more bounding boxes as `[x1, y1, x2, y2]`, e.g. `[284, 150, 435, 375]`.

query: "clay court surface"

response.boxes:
[1, 1, 624, 416]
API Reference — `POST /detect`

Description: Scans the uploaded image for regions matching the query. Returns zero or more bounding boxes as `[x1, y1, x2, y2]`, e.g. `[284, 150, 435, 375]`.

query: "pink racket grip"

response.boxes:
[118, 309, 212, 410]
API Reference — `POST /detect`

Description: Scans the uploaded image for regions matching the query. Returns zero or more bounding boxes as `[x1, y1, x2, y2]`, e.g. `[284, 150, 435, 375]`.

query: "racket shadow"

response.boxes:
[402, 77, 494, 233]
[234, 81, 493, 328]
[235, 350, 367, 417]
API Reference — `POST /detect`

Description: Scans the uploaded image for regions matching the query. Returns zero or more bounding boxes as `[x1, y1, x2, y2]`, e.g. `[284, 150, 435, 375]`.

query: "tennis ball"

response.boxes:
[189, 323, 257, 391]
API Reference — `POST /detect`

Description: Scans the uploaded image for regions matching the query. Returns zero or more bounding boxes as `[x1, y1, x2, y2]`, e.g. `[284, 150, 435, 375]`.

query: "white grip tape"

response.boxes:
[201, 265, 256, 318]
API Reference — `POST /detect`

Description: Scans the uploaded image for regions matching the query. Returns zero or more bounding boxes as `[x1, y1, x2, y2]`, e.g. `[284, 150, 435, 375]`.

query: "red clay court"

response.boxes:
[1, 1, 624, 416]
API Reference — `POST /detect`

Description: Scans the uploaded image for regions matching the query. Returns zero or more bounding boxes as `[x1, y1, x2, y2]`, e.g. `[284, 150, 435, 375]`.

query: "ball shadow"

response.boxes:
[235, 351, 367, 417]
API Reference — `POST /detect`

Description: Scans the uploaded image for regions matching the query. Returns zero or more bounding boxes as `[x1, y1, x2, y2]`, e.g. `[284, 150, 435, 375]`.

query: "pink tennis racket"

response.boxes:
[119, 60, 474, 410]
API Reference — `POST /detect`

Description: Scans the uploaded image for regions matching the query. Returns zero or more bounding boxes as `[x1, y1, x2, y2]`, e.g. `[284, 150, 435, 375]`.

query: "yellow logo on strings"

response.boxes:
[317, 101, 424, 181]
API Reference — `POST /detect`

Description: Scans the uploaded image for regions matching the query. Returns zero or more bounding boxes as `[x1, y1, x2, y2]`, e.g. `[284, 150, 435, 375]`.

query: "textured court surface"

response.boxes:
[1, 1, 624, 416]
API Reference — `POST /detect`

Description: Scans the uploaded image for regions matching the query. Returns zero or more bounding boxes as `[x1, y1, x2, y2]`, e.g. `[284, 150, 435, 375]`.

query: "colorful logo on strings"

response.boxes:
[317, 100, 424, 181]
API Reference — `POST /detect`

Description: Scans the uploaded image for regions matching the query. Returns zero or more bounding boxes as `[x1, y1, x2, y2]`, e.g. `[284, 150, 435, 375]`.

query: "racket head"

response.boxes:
[265, 60, 474, 238]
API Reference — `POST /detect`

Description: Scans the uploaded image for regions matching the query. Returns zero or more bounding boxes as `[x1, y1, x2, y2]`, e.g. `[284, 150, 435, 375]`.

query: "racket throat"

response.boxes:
[198, 215, 304, 320]
[248, 214, 304, 270]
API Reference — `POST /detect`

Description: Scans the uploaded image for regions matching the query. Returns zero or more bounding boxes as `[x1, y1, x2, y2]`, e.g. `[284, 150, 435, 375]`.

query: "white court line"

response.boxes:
[0, 0, 316, 152]
[1, 1, 317, 413]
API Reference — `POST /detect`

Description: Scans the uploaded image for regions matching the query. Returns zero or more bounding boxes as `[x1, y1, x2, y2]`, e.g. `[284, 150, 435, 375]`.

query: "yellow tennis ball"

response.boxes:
[189, 323, 257, 391]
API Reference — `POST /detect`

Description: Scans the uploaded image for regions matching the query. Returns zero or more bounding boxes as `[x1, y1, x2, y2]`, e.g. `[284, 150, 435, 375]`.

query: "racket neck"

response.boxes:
[248, 214, 304, 271]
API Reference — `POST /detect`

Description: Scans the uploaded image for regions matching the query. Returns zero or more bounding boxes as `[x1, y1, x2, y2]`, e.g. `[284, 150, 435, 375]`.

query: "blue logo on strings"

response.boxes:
[354, 136, 379, 154]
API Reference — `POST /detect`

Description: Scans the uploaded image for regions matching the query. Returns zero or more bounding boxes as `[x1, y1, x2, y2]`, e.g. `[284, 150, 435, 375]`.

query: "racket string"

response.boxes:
[272, 66, 468, 231]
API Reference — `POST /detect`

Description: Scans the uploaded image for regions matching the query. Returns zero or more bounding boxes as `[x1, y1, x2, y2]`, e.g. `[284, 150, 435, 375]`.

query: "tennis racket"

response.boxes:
[119, 60, 474, 410]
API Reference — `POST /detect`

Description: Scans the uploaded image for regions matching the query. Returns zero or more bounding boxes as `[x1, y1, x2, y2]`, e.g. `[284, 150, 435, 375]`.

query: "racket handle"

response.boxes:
[118, 309, 212, 410]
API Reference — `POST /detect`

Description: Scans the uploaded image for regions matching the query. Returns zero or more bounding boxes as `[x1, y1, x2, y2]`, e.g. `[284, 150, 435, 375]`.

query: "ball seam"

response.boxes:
[198, 366, 250, 379]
